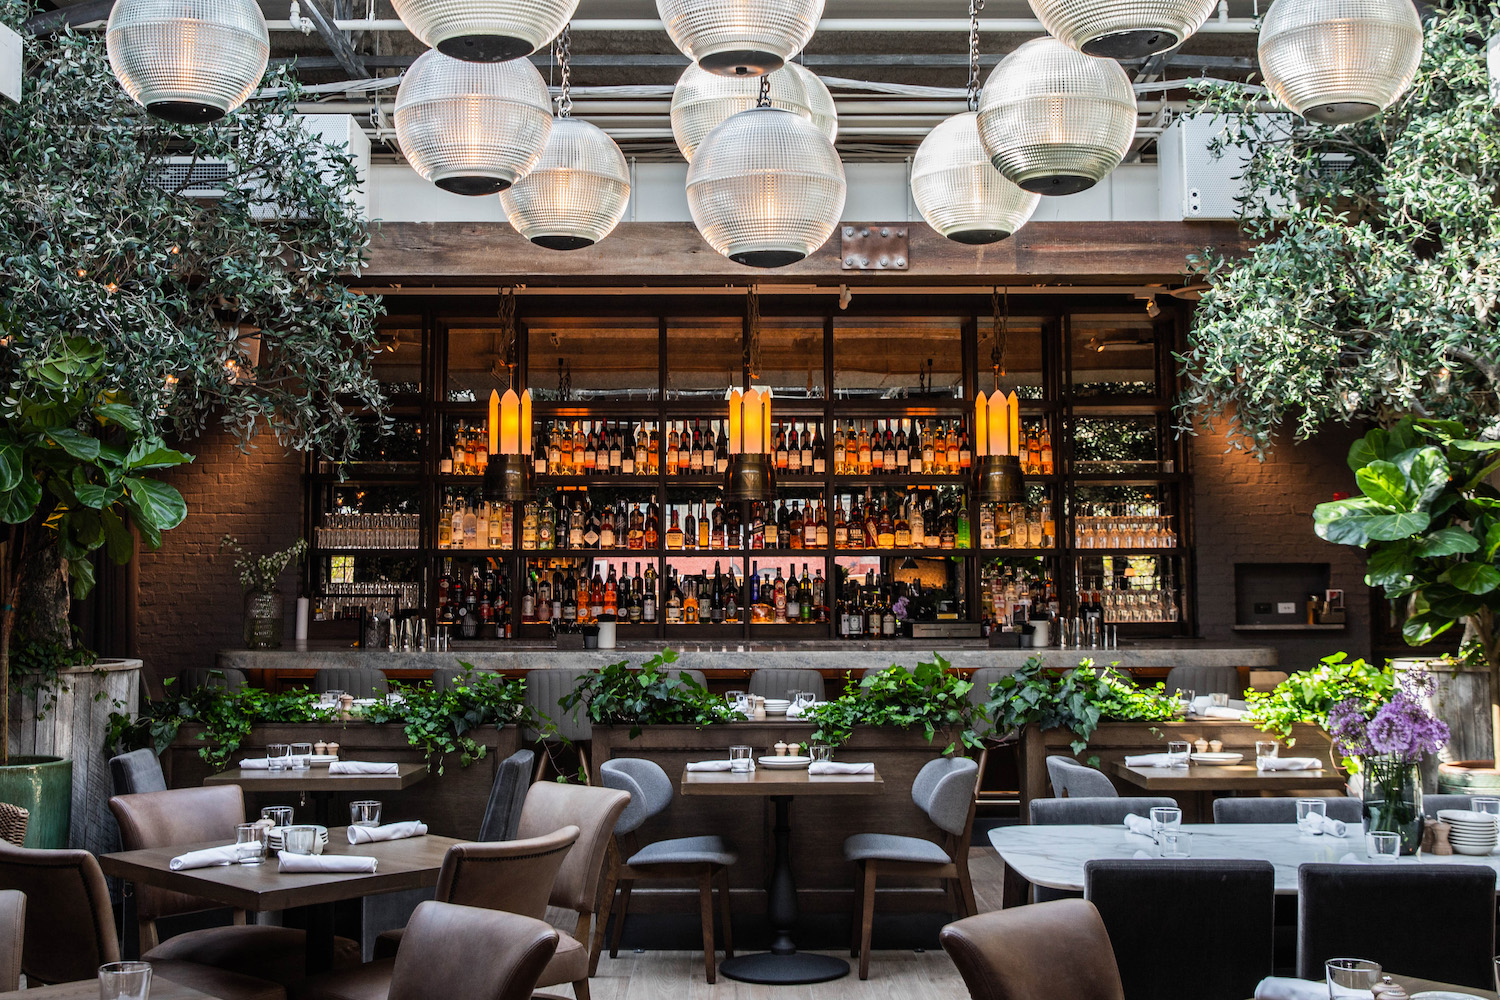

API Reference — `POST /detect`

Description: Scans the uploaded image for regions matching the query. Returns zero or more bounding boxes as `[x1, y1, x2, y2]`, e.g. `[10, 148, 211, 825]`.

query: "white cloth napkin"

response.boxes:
[1201, 707, 1246, 720]
[1124, 753, 1187, 769]
[170, 845, 242, 871]
[1123, 814, 1155, 836]
[328, 761, 399, 775]
[1257, 757, 1322, 771]
[1131, 849, 1155, 860]
[278, 851, 377, 873]
[347, 821, 427, 845]
[237, 759, 270, 770]
[686, 760, 734, 772]
[1254, 977, 1328, 1000]
[1298, 813, 1348, 837]
[785, 704, 804, 718]
[808, 761, 874, 775]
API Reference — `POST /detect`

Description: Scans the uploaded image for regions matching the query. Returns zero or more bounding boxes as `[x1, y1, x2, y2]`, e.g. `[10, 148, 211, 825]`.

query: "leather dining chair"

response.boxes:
[597, 758, 735, 982]
[846, 756, 980, 980]
[0, 840, 284, 1000]
[941, 899, 1127, 1000]
[478, 749, 536, 841]
[0, 889, 23, 992]
[1029, 797, 1177, 826]
[1163, 665, 1244, 700]
[1212, 797, 1361, 824]
[1046, 756, 1118, 798]
[110, 749, 169, 796]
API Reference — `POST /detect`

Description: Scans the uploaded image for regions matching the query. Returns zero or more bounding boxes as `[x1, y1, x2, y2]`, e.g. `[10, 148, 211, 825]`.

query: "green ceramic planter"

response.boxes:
[0, 756, 72, 848]
[1438, 761, 1500, 796]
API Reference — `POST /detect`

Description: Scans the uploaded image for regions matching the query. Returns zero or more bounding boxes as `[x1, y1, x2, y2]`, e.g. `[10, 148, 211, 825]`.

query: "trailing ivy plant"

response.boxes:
[1245, 652, 1396, 747]
[364, 667, 529, 773]
[804, 655, 986, 755]
[561, 649, 742, 738]
[1176, 3, 1500, 454]
[983, 658, 1179, 755]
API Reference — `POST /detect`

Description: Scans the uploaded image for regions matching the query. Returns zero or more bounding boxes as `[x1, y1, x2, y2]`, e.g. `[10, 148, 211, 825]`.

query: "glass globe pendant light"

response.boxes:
[976, 36, 1136, 195]
[106, 0, 269, 124]
[395, 49, 554, 197]
[1027, 0, 1219, 58]
[671, 63, 812, 163]
[686, 77, 847, 268]
[656, 0, 826, 77]
[1258, 0, 1424, 125]
[390, 0, 582, 63]
[501, 29, 632, 250]
[911, 2, 1040, 244]
[787, 63, 839, 144]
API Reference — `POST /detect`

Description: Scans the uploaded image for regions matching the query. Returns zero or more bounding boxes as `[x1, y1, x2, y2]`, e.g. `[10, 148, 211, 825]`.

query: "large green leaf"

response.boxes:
[44, 427, 101, 462]
[0, 474, 42, 525]
[1424, 584, 1484, 618]
[125, 444, 193, 473]
[1486, 523, 1500, 563]
[124, 477, 188, 534]
[1314, 497, 1387, 546]
[93, 402, 143, 432]
[73, 482, 125, 510]
[1395, 446, 1450, 509]
[1402, 611, 1457, 645]
[1415, 527, 1481, 557]
[1366, 544, 1416, 588]
[1448, 563, 1500, 595]
[1348, 428, 1392, 471]
[0, 444, 22, 494]
[101, 508, 134, 564]
[1362, 510, 1432, 541]
[1355, 460, 1413, 510]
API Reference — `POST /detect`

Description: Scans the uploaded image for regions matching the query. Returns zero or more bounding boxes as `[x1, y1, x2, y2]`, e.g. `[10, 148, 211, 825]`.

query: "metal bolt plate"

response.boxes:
[840, 225, 909, 271]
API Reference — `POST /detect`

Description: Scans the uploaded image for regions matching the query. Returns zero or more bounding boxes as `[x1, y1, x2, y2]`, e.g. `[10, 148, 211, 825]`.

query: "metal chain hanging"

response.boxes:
[556, 26, 573, 118]
[966, 0, 986, 113]
[991, 285, 1008, 390]
[757, 73, 772, 109]
[497, 287, 518, 389]
[747, 285, 763, 380]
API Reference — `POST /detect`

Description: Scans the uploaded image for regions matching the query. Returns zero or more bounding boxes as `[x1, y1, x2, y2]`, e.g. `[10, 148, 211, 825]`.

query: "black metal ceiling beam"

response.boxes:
[25, 0, 115, 34]
[298, 0, 368, 80]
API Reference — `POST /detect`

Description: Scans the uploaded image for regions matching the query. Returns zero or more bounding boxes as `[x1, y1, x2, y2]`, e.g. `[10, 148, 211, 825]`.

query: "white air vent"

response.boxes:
[0, 23, 21, 104]
[1157, 113, 1288, 222]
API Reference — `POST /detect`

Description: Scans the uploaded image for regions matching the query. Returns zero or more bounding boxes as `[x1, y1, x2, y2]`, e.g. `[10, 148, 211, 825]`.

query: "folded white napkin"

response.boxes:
[347, 821, 427, 845]
[237, 759, 270, 770]
[278, 851, 377, 874]
[1257, 757, 1322, 771]
[808, 761, 874, 775]
[786, 704, 803, 718]
[328, 761, 399, 775]
[1131, 849, 1155, 860]
[1190, 695, 1212, 714]
[170, 845, 242, 871]
[1201, 707, 1245, 720]
[1124, 753, 1187, 769]
[1298, 813, 1348, 837]
[686, 760, 734, 772]
[1254, 977, 1328, 1000]
[1123, 814, 1155, 836]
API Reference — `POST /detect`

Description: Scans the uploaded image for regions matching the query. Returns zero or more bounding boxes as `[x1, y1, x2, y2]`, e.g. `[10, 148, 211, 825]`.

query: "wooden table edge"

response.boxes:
[679, 769, 884, 795]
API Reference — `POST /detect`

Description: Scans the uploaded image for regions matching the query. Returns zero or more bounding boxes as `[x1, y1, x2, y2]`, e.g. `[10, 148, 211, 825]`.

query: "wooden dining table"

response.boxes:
[100, 828, 462, 973]
[203, 764, 428, 824]
[1244, 977, 1497, 1000]
[681, 766, 883, 987]
[1111, 761, 1347, 822]
[0, 978, 223, 1000]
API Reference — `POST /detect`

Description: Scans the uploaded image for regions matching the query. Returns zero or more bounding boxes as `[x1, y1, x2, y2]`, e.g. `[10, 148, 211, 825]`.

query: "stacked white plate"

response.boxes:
[1438, 809, 1497, 855]
[266, 825, 330, 855]
[763, 699, 791, 716]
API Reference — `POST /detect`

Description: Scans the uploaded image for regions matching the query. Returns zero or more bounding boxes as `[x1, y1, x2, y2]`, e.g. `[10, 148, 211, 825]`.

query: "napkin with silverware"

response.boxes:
[808, 761, 873, 775]
[278, 852, 377, 874]
[237, 759, 270, 770]
[328, 761, 399, 775]
[1257, 757, 1322, 771]
[1298, 813, 1347, 837]
[347, 821, 427, 845]
[1122, 814, 1155, 836]
[1254, 977, 1328, 1000]
[170, 845, 242, 871]
[1124, 753, 1187, 769]
[686, 761, 735, 772]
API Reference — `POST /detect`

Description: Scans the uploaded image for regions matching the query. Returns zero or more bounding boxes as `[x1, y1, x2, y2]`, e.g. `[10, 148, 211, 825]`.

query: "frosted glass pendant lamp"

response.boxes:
[913, 112, 1041, 244]
[1028, 0, 1219, 58]
[390, 0, 582, 62]
[657, 0, 826, 77]
[671, 63, 812, 162]
[106, 0, 269, 124]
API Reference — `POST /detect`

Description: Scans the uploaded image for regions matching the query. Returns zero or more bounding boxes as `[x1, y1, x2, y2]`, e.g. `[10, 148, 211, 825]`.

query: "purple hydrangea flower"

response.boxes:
[1326, 698, 1375, 759]
[1366, 691, 1449, 758]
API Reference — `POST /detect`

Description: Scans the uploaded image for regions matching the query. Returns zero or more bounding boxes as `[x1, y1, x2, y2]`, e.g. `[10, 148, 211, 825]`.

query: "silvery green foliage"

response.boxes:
[1177, 3, 1500, 456]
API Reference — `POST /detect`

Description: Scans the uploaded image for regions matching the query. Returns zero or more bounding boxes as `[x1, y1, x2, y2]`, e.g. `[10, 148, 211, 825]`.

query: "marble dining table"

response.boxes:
[989, 823, 1500, 899]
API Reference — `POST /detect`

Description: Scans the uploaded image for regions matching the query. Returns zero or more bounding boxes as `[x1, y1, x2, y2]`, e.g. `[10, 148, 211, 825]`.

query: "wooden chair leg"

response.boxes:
[715, 867, 734, 959]
[858, 861, 878, 981]
[608, 881, 633, 959]
[137, 917, 159, 953]
[533, 751, 548, 784]
[956, 858, 978, 917]
[849, 861, 864, 957]
[697, 870, 717, 984]
[572, 979, 591, 1000]
[589, 850, 620, 976]
[232, 909, 247, 926]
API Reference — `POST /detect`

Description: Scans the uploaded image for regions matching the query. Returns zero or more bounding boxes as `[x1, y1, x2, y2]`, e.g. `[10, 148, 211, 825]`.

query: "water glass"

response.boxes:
[290, 742, 314, 771]
[1473, 797, 1500, 834]
[261, 805, 294, 829]
[1296, 798, 1328, 834]
[283, 825, 319, 856]
[1178, 689, 1196, 714]
[1166, 741, 1191, 767]
[1150, 806, 1182, 836]
[1255, 741, 1280, 769]
[1159, 830, 1192, 858]
[729, 745, 754, 773]
[725, 690, 746, 711]
[1209, 692, 1230, 708]
[1327, 958, 1381, 998]
[99, 962, 153, 1000]
[1365, 831, 1400, 863]
[266, 744, 291, 772]
[809, 744, 833, 763]
[350, 800, 382, 827]
[234, 823, 266, 865]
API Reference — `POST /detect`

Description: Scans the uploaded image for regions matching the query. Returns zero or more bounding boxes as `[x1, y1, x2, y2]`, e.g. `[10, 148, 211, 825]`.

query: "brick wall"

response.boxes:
[1189, 418, 1371, 672]
[134, 429, 304, 689]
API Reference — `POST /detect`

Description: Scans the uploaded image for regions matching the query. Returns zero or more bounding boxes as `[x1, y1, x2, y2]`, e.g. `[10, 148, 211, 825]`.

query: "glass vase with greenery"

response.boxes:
[221, 536, 309, 649]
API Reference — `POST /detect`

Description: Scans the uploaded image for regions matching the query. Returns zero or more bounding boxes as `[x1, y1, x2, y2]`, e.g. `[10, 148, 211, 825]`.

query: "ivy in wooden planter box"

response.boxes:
[983, 657, 1179, 755]
[561, 649, 742, 738]
[805, 655, 986, 754]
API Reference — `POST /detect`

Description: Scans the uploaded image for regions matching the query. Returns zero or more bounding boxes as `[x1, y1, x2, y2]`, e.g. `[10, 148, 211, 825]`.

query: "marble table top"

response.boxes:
[989, 823, 1500, 895]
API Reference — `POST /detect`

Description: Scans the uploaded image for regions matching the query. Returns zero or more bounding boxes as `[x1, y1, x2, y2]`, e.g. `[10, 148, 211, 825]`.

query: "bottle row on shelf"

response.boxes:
[834, 571, 958, 640]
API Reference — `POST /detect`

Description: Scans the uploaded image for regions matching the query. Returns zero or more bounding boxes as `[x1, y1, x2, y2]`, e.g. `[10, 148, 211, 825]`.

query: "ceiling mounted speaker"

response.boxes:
[389, 0, 582, 62]
[656, 0, 827, 77]
[1027, 0, 1219, 58]
[501, 117, 632, 250]
[395, 50, 553, 196]
[687, 106, 846, 268]
[787, 62, 839, 144]
[976, 37, 1136, 196]
[912, 112, 1040, 245]
[670, 64, 811, 162]
[1258, 0, 1424, 125]
[106, 0, 269, 124]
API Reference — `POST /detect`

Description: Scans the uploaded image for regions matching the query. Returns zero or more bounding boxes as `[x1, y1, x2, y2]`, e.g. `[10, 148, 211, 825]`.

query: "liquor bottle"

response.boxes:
[676, 422, 691, 474]
[1040, 425, 1054, 475]
[589, 566, 605, 619]
[648, 423, 661, 475]
[946, 423, 961, 473]
[909, 496, 925, 548]
[895, 422, 910, 473]
[632, 424, 648, 475]
[580, 423, 595, 472]
[665, 571, 683, 624]
[773, 567, 787, 622]
[800, 564, 813, 622]
[521, 502, 538, 550]
[560, 571, 578, 623]
[727, 503, 742, 550]
[683, 575, 700, 624]
[537, 499, 555, 551]
[604, 563, 618, 615]
[715, 422, 729, 474]
[1026, 424, 1042, 476]
[921, 422, 936, 474]
[643, 563, 658, 622]
[599, 504, 616, 550]
[956, 498, 971, 549]
[438, 502, 453, 549]
[811, 567, 826, 616]
[909, 421, 924, 475]
[680, 505, 695, 550]
[724, 567, 740, 622]
[863, 492, 880, 548]
[857, 422, 873, 475]
[832, 423, 847, 475]
[870, 421, 884, 474]
[939, 502, 957, 550]
[979, 501, 997, 548]
[666, 423, 680, 476]
[812, 423, 827, 475]
[613, 503, 627, 550]
[628, 503, 645, 550]
[815, 502, 829, 547]
[545, 425, 561, 475]
[877, 500, 896, 549]
[883, 422, 897, 472]
[833, 501, 848, 549]
[799, 424, 813, 472]
[711, 562, 725, 624]
[689, 420, 704, 473]
[696, 502, 710, 549]
[895, 501, 911, 548]
[784, 568, 799, 621]
[711, 499, 726, 550]
[786, 423, 801, 474]
[700, 423, 715, 473]
[609, 423, 623, 474]
[775, 425, 789, 473]
[788, 502, 804, 550]
[749, 561, 760, 606]
[803, 501, 818, 548]
[646, 506, 660, 549]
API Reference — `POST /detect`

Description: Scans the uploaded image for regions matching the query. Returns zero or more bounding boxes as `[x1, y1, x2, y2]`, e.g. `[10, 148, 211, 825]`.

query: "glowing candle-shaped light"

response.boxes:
[760, 389, 773, 453]
[744, 388, 763, 456]
[520, 390, 533, 455]
[1007, 392, 1020, 458]
[488, 389, 501, 456]
[728, 389, 743, 454]
[987, 390, 1007, 457]
[975, 393, 990, 457]
[499, 388, 521, 455]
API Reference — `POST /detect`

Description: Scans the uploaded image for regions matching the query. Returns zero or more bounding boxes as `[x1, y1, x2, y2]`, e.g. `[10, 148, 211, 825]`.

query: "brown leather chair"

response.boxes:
[371, 826, 580, 961]
[940, 900, 1127, 1000]
[0, 889, 23, 992]
[109, 786, 358, 983]
[518, 782, 629, 1000]
[296, 901, 558, 1000]
[0, 841, 283, 1000]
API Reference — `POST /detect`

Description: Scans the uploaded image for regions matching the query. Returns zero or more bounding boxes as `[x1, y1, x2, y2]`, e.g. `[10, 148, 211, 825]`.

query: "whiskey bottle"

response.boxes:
[832, 422, 847, 475]
[812, 423, 826, 475]
[666, 423, 680, 476]
[815, 502, 829, 548]
[710, 499, 726, 550]
[788, 502, 804, 550]
[773, 567, 787, 622]
[909, 497, 925, 548]
[803, 501, 818, 548]
[683, 505, 697, 550]
[833, 501, 849, 549]
[1040, 425, 1054, 475]
[715, 423, 729, 474]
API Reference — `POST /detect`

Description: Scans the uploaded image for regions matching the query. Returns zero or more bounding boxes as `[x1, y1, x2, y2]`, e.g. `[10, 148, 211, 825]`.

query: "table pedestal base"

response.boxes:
[719, 953, 850, 985]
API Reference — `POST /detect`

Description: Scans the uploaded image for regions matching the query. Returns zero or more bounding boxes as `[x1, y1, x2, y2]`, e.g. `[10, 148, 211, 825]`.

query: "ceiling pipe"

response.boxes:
[264, 17, 1260, 33]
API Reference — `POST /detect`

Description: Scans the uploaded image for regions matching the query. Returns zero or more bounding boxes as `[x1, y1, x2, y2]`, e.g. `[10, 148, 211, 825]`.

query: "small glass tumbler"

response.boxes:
[234, 823, 266, 865]
[1166, 741, 1191, 767]
[1159, 831, 1192, 858]
[1210, 692, 1230, 708]
[350, 800, 382, 827]
[1365, 831, 1400, 863]
[99, 962, 153, 1000]
[1150, 806, 1182, 836]
[283, 825, 319, 855]
[809, 744, 833, 763]
[1179, 689, 1196, 714]
[266, 744, 291, 772]
[1473, 797, 1500, 834]
[1296, 798, 1327, 834]
[290, 742, 314, 771]
[1255, 741, 1280, 769]
[725, 690, 746, 713]
[261, 805, 294, 829]
[729, 745, 754, 773]
[1327, 958, 1381, 998]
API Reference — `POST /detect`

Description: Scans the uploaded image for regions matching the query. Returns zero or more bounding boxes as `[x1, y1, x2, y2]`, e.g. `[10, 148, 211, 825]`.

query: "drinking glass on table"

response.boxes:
[1365, 831, 1400, 863]
[290, 742, 313, 771]
[283, 826, 319, 855]
[1159, 830, 1192, 858]
[234, 823, 266, 865]
[1150, 806, 1182, 837]
[809, 744, 833, 763]
[725, 690, 746, 713]
[99, 961, 153, 1000]
[1296, 798, 1328, 834]
[1209, 692, 1230, 708]
[1473, 797, 1500, 834]
[350, 800, 382, 827]
[261, 805, 294, 829]
[1255, 741, 1280, 769]
[1178, 689, 1195, 715]
[729, 745, 753, 773]
[266, 744, 291, 772]
[1327, 958, 1381, 998]
[1166, 741, 1191, 767]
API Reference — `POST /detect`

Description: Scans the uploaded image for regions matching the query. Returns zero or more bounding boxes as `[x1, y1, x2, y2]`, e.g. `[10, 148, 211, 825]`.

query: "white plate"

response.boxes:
[1190, 752, 1243, 764]
[758, 755, 812, 770]
[1451, 843, 1495, 856]
[1438, 809, 1496, 823]
[763, 707, 789, 716]
[1413, 992, 1486, 999]
[762, 700, 791, 710]
[308, 754, 339, 767]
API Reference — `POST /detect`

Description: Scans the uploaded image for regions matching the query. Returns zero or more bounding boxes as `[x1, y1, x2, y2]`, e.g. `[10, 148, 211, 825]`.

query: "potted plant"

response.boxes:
[1313, 418, 1500, 790]
[983, 657, 1180, 756]
[221, 536, 309, 650]
[805, 655, 986, 754]
[1245, 652, 1397, 772]
[562, 649, 740, 738]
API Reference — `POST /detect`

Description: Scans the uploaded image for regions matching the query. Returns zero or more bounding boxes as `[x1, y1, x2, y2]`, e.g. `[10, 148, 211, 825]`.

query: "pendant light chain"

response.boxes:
[556, 26, 573, 118]
[991, 285, 1008, 391]
[966, 0, 985, 113]
[756, 74, 772, 109]
[499, 286, 518, 388]
[747, 284, 763, 381]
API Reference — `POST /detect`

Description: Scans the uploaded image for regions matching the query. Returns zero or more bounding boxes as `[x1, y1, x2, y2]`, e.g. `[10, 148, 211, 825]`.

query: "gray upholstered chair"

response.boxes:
[845, 756, 980, 980]
[110, 749, 168, 796]
[1030, 797, 1178, 826]
[1085, 859, 1275, 1000]
[0, 889, 23, 993]
[941, 899, 1126, 1000]
[1046, 756, 1117, 798]
[428, 667, 471, 693]
[314, 668, 388, 699]
[747, 667, 826, 703]
[180, 667, 248, 692]
[1213, 797, 1361, 824]
[1164, 665, 1243, 700]
[1424, 793, 1474, 817]
[478, 749, 536, 841]
[524, 669, 595, 782]
[967, 667, 1013, 738]
[597, 759, 735, 983]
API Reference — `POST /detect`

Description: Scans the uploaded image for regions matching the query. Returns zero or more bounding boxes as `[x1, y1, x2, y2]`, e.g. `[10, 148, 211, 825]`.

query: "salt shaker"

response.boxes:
[774, 741, 789, 757]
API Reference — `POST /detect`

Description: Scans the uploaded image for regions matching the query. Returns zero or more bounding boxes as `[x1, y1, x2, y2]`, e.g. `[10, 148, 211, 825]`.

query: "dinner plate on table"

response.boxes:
[1412, 992, 1487, 999]
[307, 754, 339, 767]
[1190, 752, 1243, 765]
[758, 755, 811, 770]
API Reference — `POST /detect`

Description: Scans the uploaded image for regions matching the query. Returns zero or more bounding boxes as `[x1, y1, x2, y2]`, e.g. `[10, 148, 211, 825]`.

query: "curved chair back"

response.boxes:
[600, 759, 674, 834]
[0, 806, 27, 849]
[1029, 797, 1178, 826]
[1424, 793, 1474, 817]
[109, 785, 247, 921]
[1045, 756, 1117, 799]
[0, 841, 118, 985]
[940, 899, 1126, 1000]
[516, 782, 629, 917]
[748, 668, 826, 703]
[430, 668, 473, 693]
[478, 750, 536, 842]
[663, 668, 708, 688]
[179, 667, 247, 693]
[435, 827, 579, 920]
[1298, 863, 1497, 989]
[523, 670, 594, 743]
[1163, 665, 1243, 700]
[912, 757, 980, 836]
[1213, 797, 1361, 824]
[0, 889, 23, 992]
[314, 668, 388, 699]
[1085, 859, 1274, 1000]
[110, 749, 168, 796]
[388, 901, 559, 1000]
